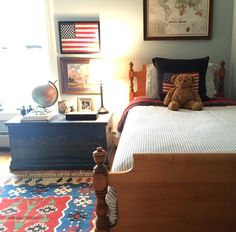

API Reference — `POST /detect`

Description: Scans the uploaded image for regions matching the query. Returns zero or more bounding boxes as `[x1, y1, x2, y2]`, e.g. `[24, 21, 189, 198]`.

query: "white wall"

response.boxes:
[0, 113, 18, 147]
[49, 0, 234, 127]
[230, 0, 236, 100]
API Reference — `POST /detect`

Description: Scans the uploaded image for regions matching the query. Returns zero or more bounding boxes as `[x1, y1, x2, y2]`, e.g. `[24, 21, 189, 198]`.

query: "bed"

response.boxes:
[92, 57, 236, 232]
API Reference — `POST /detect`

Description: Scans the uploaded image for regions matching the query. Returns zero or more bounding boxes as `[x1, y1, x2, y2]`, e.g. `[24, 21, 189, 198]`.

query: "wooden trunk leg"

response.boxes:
[93, 147, 110, 232]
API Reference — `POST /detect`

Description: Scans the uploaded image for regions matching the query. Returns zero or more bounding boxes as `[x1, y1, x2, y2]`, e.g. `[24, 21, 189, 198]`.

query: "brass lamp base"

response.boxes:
[98, 106, 109, 114]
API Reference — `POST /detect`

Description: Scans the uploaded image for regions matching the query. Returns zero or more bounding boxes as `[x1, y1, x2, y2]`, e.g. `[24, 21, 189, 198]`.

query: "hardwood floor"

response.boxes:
[0, 150, 11, 174]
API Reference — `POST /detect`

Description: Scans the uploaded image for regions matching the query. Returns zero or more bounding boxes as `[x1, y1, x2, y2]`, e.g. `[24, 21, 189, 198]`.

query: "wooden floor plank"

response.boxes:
[0, 151, 11, 174]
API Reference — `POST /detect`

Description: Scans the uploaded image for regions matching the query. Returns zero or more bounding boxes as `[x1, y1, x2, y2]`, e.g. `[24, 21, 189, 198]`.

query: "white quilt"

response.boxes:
[112, 105, 236, 172]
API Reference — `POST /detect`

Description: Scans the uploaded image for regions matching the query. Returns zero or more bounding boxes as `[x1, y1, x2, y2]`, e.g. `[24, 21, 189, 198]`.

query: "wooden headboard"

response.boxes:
[129, 61, 226, 102]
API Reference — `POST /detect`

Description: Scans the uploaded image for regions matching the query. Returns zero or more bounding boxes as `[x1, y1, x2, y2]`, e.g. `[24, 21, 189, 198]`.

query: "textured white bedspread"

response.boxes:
[112, 105, 236, 172]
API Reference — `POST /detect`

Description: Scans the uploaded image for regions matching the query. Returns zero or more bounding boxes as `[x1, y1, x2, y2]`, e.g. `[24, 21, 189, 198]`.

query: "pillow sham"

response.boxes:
[206, 63, 219, 98]
[152, 56, 209, 101]
[145, 63, 159, 99]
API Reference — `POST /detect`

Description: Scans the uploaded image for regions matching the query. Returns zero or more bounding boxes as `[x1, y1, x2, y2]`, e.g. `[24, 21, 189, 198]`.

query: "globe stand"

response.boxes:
[35, 105, 51, 115]
[32, 80, 58, 110]
[21, 81, 59, 122]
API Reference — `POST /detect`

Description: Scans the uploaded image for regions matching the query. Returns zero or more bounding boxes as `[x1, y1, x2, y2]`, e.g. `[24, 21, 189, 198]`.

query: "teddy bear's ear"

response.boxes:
[171, 74, 180, 83]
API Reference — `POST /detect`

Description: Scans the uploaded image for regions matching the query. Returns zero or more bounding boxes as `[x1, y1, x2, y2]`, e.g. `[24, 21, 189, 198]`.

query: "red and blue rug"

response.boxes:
[0, 171, 96, 231]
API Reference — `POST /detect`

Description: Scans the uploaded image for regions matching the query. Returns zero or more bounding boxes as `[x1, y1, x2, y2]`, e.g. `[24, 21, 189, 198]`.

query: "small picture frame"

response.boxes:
[60, 57, 99, 94]
[77, 97, 94, 111]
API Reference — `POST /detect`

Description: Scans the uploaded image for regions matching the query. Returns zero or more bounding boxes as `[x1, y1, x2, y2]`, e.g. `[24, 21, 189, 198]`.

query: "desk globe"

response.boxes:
[32, 81, 58, 110]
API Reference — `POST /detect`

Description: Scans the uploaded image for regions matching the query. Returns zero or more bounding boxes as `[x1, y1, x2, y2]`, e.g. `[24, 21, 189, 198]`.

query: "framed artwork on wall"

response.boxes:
[143, 0, 213, 40]
[58, 21, 100, 54]
[77, 97, 94, 111]
[60, 57, 99, 94]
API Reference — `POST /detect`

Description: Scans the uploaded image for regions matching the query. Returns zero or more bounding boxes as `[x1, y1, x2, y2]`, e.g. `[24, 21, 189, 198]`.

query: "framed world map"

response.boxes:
[144, 0, 213, 40]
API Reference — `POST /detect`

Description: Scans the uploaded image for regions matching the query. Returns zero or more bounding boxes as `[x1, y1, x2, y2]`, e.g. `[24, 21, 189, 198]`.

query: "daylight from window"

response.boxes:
[0, 0, 51, 112]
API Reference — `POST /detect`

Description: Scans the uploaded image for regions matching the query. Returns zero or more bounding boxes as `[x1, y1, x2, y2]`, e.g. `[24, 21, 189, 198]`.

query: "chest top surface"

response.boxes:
[5, 112, 113, 126]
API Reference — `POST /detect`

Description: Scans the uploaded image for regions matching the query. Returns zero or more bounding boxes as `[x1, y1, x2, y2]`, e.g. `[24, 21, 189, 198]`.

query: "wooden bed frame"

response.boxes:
[92, 61, 236, 232]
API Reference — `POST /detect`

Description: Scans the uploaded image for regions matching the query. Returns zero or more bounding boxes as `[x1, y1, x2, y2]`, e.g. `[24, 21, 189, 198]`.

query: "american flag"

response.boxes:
[163, 72, 199, 93]
[59, 21, 100, 54]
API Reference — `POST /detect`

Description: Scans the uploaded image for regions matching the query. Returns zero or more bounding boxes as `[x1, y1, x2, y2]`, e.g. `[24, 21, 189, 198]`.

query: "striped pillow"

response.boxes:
[163, 72, 199, 94]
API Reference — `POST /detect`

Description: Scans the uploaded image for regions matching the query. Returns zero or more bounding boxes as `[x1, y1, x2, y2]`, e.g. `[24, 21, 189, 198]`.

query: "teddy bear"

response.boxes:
[163, 73, 203, 111]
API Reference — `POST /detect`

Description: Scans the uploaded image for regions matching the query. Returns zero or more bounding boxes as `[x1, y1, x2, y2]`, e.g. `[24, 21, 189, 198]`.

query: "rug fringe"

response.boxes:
[6, 170, 93, 179]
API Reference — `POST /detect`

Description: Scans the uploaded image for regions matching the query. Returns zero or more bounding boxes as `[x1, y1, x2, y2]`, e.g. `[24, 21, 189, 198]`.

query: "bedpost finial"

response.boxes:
[93, 147, 106, 165]
[216, 60, 225, 98]
[220, 60, 225, 68]
[129, 62, 134, 70]
[92, 147, 109, 231]
[218, 60, 225, 81]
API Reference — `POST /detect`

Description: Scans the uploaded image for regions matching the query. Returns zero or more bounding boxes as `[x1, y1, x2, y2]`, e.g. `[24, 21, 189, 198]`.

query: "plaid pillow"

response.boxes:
[163, 72, 199, 94]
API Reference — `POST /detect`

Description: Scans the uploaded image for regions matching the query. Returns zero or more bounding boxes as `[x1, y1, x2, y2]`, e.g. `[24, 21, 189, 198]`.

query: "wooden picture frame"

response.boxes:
[143, 0, 213, 40]
[58, 21, 100, 54]
[77, 97, 94, 111]
[60, 57, 99, 94]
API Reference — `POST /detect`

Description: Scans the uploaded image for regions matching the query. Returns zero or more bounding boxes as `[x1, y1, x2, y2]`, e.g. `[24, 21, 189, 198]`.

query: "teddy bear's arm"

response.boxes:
[164, 88, 176, 105]
[192, 90, 202, 102]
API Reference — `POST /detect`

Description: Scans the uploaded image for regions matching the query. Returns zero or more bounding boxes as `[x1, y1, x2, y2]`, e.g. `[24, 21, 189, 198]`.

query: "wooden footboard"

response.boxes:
[93, 147, 236, 232]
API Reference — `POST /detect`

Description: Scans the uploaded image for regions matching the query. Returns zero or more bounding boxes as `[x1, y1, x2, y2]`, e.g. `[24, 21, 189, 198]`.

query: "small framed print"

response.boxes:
[77, 97, 94, 111]
[60, 57, 99, 94]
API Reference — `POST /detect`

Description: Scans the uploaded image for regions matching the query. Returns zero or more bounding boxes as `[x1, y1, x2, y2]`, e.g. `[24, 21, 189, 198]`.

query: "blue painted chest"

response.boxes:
[6, 113, 113, 170]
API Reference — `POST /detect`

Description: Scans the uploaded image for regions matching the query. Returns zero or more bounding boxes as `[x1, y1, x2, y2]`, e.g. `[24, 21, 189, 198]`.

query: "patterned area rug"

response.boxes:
[0, 171, 96, 232]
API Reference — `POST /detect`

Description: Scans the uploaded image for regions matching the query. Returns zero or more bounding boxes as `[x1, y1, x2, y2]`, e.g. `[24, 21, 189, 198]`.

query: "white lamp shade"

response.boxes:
[89, 59, 112, 82]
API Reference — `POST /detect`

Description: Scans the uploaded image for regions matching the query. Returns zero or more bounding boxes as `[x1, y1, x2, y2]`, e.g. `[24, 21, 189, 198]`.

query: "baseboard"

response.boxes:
[0, 147, 10, 151]
[0, 135, 10, 148]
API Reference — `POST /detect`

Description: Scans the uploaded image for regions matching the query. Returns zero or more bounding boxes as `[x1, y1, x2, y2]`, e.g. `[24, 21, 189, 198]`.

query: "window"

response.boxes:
[0, 0, 51, 112]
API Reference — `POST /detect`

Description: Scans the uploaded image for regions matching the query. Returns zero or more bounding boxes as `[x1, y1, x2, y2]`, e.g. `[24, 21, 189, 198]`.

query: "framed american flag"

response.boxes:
[58, 21, 100, 54]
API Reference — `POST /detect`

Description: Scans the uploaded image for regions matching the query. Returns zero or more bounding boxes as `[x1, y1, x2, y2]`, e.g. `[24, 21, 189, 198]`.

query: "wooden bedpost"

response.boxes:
[93, 147, 109, 232]
[215, 60, 225, 98]
[128, 62, 147, 101]
[129, 62, 135, 102]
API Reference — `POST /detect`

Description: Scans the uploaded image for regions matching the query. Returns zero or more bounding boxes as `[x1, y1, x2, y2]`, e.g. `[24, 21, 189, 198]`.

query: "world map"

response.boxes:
[148, 0, 210, 37]
[159, 0, 202, 20]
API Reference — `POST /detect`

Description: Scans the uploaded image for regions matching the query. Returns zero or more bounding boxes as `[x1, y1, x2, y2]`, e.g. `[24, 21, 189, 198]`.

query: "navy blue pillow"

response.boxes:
[152, 56, 209, 101]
